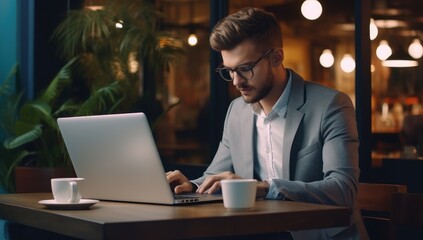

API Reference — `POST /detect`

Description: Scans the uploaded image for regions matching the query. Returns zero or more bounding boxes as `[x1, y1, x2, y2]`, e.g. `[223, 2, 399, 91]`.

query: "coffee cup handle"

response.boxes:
[69, 181, 80, 203]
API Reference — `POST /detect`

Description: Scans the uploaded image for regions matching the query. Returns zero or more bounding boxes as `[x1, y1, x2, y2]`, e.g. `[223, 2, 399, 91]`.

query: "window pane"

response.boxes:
[157, 0, 212, 164]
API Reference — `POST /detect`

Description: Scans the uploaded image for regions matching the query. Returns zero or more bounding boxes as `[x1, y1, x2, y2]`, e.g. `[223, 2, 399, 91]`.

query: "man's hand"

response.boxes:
[197, 172, 270, 198]
[167, 170, 270, 198]
[197, 171, 241, 194]
[256, 180, 270, 198]
[166, 170, 192, 194]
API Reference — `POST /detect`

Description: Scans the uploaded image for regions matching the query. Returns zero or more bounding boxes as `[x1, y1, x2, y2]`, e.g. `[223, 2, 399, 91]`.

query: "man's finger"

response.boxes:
[174, 182, 190, 194]
[207, 181, 222, 194]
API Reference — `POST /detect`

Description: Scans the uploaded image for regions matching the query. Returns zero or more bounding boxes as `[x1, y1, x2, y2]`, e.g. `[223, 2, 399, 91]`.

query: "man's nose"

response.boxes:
[232, 72, 246, 86]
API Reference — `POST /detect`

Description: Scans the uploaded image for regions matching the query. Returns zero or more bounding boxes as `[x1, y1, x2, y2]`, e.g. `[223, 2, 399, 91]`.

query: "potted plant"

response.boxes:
[0, 64, 23, 192]
[0, 59, 126, 193]
[0, 0, 183, 193]
[51, 0, 184, 123]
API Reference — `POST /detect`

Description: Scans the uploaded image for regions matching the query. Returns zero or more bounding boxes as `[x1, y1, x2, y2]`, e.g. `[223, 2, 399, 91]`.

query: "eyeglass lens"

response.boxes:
[217, 48, 274, 81]
[218, 66, 253, 81]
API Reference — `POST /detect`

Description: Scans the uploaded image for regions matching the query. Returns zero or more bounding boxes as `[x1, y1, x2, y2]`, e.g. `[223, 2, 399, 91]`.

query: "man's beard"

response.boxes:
[241, 70, 274, 104]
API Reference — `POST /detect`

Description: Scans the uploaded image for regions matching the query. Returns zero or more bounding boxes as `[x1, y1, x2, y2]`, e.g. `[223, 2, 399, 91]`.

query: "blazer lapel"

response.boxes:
[240, 105, 255, 179]
[282, 70, 305, 180]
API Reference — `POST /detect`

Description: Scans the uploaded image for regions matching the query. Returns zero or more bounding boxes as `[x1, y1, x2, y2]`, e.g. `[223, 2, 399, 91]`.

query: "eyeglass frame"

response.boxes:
[215, 48, 274, 82]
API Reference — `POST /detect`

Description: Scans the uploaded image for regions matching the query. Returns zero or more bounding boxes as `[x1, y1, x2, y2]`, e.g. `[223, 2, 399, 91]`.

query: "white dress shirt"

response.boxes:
[251, 70, 292, 181]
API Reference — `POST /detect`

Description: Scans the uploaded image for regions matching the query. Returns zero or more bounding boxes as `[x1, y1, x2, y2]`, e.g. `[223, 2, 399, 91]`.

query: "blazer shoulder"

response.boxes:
[304, 81, 338, 96]
[303, 81, 352, 104]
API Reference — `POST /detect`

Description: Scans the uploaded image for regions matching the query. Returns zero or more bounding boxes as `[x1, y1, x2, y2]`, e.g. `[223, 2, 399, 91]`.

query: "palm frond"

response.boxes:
[154, 33, 186, 71]
[53, 99, 81, 116]
[0, 91, 23, 137]
[52, 10, 116, 60]
[19, 101, 52, 126]
[0, 64, 19, 96]
[77, 81, 124, 115]
[4, 124, 43, 149]
[40, 57, 77, 104]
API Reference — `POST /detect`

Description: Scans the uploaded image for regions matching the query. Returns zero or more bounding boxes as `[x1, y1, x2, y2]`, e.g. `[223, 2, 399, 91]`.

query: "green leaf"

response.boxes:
[52, 10, 116, 60]
[19, 101, 52, 125]
[4, 125, 43, 149]
[77, 81, 124, 115]
[0, 64, 19, 96]
[40, 57, 76, 104]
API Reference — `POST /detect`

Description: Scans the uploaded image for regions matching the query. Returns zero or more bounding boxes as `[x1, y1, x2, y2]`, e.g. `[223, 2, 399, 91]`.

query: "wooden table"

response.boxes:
[0, 193, 351, 240]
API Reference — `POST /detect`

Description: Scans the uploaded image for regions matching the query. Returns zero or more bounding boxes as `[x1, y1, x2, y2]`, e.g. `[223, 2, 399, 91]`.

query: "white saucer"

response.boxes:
[39, 199, 99, 210]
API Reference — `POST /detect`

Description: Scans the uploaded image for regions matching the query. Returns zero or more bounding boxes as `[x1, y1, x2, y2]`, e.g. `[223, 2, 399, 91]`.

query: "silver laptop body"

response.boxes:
[57, 112, 222, 205]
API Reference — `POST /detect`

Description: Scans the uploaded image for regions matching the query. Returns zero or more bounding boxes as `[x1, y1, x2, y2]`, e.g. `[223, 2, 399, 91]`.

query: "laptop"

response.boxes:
[57, 112, 222, 205]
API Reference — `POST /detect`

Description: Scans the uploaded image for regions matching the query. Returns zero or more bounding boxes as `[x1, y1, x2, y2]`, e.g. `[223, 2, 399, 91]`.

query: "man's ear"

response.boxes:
[271, 48, 284, 66]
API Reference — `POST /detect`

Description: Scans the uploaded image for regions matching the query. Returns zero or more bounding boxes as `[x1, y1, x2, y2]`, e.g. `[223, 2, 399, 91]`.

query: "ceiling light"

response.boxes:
[408, 39, 423, 59]
[370, 18, 378, 40]
[340, 54, 355, 73]
[382, 60, 418, 68]
[301, 0, 322, 20]
[319, 49, 334, 68]
[376, 40, 392, 60]
[382, 47, 418, 67]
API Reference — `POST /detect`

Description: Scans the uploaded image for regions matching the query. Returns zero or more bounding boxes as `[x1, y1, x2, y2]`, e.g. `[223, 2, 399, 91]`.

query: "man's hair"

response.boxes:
[210, 7, 283, 51]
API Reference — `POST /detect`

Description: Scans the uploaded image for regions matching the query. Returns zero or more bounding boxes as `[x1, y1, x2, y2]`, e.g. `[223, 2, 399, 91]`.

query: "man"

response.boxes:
[167, 7, 369, 240]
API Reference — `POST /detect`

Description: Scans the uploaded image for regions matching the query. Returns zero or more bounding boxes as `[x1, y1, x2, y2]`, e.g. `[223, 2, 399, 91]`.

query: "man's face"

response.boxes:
[221, 41, 274, 104]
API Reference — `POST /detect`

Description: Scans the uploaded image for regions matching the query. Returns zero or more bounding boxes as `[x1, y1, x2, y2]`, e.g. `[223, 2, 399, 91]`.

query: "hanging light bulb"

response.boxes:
[301, 0, 322, 20]
[187, 33, 198, 46]
[340, 54, 355, 73]
[408, 39, 423, 59]
[369, 18, 378, 40]
[376, 40, 392, 60]
[319, 49, 334, 68]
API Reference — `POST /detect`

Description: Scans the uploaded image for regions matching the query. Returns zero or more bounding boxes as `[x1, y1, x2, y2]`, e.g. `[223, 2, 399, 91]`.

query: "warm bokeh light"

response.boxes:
[408, 39, 423, 59]
[115, 20, 123, 29]
[369, 18, 378, 40]
[376, 40, 392, 60]
[187, 34, 198, 46]
[340, 54, 355, 73]
[319, 49, 334, 68]
[301, 0, 322, 20]
[383, 46, 419, 67]
[128, 52, 139, 73]
[85, 5, 104, 11]
[382, 60, 418, 68]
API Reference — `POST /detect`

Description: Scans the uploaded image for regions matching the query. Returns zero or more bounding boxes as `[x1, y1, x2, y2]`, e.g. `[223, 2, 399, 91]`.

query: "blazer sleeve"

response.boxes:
[267, 92, 360, 208]
[191, 101, 236, 185]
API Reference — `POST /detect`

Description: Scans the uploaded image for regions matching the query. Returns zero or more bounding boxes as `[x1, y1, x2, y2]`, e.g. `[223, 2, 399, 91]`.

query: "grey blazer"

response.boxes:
[193, 69, 369, 240]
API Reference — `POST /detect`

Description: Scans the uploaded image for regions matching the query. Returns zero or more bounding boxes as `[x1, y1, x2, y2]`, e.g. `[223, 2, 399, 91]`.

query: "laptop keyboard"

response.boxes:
[173, 193, 202, 199]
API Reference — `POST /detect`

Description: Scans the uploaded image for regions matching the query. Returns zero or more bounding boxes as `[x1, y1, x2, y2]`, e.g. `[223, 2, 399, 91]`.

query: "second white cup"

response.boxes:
[221, 179, 257, 210]
[51, 178, 84, 204]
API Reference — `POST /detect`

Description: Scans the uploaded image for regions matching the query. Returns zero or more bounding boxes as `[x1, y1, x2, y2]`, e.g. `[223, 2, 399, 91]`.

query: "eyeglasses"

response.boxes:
[215, 48, 274, 81]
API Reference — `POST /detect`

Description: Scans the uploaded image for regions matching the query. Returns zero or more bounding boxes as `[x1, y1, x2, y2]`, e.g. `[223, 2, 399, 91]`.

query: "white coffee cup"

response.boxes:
[51, 178, 84, 204]
[221, 179, 257, 210]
